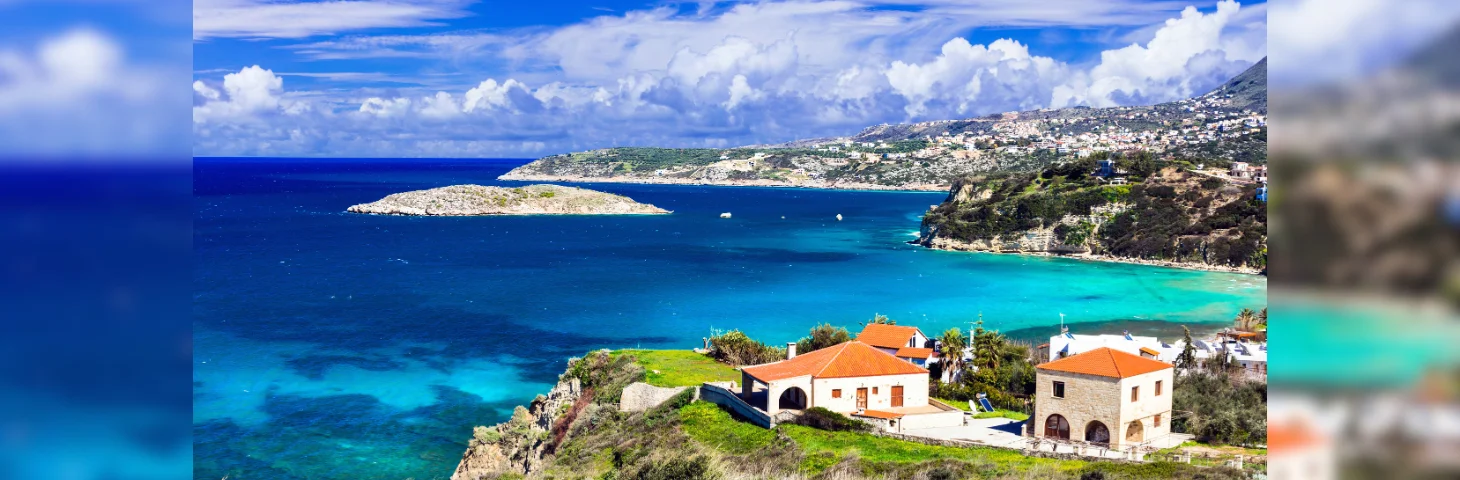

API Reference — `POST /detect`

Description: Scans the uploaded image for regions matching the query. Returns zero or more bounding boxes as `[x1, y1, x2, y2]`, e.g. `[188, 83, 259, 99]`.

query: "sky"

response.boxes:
[185, 0, 1273, 158]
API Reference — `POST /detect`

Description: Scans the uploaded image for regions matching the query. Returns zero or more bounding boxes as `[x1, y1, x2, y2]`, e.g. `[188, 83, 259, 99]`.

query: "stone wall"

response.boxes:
[1034, 370, 1123, 446]
[618, 382, 690, 412]
[699, 382, 773, 428]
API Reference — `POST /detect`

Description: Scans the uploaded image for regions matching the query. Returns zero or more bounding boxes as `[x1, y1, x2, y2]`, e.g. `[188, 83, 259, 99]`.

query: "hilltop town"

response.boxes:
[452, 311, 1268, 480]
[500, 59, 1267, 191]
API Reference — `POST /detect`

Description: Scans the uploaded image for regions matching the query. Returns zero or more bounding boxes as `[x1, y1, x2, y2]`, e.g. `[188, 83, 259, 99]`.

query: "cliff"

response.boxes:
[346, 184, 669, 216]
[917, 158, 1267, 273]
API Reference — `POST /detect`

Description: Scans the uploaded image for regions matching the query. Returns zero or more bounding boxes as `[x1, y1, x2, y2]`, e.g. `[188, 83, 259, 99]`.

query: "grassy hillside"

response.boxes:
[475, 349, 1254, 479]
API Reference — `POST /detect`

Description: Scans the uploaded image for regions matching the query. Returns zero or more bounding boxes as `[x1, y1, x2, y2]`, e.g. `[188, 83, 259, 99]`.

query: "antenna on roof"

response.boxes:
[1059, 313, 1067, 334]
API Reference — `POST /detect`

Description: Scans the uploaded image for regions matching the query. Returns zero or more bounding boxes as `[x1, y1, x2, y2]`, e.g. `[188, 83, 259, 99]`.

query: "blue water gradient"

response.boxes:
[193, 158, 1266, 479]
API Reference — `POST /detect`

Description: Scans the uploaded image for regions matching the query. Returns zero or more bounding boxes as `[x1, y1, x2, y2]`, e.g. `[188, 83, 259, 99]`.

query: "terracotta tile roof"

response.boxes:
[894, 347, 935, 359]
[741, 341, 928, 381]
[1139, 347, 1160, 357]
[1268, 421, 1326, 452]
[857, 324, 925, 349]
[852, 409, 904, 419]
[1037, 347, 1172, 379]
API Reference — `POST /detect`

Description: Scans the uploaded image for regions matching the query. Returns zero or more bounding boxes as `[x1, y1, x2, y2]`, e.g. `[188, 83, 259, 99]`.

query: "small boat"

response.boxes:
[836, 214, 843, 221]
[719, 212, 732, 219]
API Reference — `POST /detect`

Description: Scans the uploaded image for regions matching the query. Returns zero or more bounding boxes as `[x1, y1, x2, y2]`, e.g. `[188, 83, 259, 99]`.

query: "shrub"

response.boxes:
[539, 191, 556, 198]
[472, 425, 501, 444]
[796, 323, 852, 354]
[791, 407, 873, 433]
[707, 330, 784, 366]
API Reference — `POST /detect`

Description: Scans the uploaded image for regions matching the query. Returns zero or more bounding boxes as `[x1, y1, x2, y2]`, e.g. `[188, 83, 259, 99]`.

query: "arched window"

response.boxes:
[1084, 421, 1110, 444]
[778, 387, 808, 410]
[1126, 420, 1145, 443]
[1044, 414, 1070, 440]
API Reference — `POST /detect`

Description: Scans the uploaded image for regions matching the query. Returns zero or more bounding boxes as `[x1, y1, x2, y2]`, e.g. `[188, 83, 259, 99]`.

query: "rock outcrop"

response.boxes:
[451, 378, 583, 480]
[347, 184, 669, 216]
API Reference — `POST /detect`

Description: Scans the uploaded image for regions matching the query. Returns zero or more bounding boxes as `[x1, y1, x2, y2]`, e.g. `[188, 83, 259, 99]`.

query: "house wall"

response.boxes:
[1034, 370, 1122, 446]
[1033, 368, 1174, 449]
[1117, 369, 1174, 446]
[898, 409, 965, 430]
[811, 373, 928, 413]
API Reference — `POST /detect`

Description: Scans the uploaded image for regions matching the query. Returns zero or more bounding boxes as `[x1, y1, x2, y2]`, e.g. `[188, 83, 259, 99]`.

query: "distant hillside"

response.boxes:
[501, 60, 1267, 190]
[917, 156, 1267, 273]
[1203, 57, 1266, 112]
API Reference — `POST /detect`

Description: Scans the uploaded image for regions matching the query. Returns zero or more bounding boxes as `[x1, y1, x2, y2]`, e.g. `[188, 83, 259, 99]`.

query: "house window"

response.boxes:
[1155, 380, 1163, 396]
[1052, 381, 1065, 398]
[832, 389, 841, 398]
[1131, 386, 1140, 402]
[1154, 414, 1162, 427]
[873, 387, 878, 394]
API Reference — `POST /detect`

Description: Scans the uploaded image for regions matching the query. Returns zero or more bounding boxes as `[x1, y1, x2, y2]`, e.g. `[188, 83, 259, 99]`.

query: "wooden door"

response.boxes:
[891, 386, 904, 407]
[856, 388, 868, 410]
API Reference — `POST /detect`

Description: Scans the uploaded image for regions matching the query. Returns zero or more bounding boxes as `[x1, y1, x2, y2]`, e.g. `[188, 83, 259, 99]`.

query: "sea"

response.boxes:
[192, 157, 1267, 479]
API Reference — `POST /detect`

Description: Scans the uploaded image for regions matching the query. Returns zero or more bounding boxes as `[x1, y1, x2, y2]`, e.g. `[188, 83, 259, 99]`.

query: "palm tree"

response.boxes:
[860, 313, 896, 326]
[938, 328, 966, 383]
[1235, 308, 1258, 331]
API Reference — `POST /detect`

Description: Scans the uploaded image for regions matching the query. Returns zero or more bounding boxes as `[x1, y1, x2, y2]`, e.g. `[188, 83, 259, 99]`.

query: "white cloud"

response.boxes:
[1052, 0, 1258, 107]
[193, 0, 472, 40]
[359, 97, 411, 117]
[463, 78, 531, 113]
[193, 1, 1268, 158]
[194, 66, 315, 122]
[0, 28, 184, 159]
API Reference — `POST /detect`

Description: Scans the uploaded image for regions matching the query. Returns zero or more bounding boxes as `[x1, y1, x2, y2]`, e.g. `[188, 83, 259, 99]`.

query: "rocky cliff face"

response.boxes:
[451, 378, 583, 480]
[917, 166, 1267, 273]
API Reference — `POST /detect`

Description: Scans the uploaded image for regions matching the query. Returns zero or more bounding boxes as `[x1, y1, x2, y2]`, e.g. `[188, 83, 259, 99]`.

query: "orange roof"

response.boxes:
[1037, 347, 1172, 379]
[741, 341, 928, 381]
[1139, 347, 1160, 356]
[1268, 421, 1326, 453]
[895, 347, 935, 359]
[1224, 331, 1260, 338]
[857, 323, 924, 349]
[852, 410, 904, 419]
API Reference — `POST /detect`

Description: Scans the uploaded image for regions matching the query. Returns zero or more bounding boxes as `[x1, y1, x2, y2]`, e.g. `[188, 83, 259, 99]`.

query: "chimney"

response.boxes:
[786, 342, 797, 359]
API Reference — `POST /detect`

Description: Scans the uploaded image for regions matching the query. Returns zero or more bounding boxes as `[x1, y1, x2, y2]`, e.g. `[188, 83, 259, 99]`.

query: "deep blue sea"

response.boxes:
[193, 158, 1266, 479]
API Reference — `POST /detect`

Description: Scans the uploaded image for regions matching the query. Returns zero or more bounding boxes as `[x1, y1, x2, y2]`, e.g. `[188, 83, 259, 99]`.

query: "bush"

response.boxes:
[707, 330, 784, 366]
[1172, 371, 1267, 446]
[791, 407, 873, 433]
[796, 323, 852, 354]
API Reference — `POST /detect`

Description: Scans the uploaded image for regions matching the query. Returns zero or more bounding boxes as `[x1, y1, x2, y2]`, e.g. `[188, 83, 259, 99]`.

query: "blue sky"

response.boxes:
[188, 0, 1277, 157]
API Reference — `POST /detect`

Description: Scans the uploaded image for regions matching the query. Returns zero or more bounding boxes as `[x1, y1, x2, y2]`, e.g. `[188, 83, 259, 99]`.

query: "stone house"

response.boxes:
[1033, 347, 1175, 449]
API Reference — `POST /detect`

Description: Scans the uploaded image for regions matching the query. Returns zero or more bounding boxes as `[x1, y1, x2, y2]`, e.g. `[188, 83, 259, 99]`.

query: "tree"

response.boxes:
[797, 323, 852, 354]
[1234, 308, 1258, 331]
[861, 313, 896, 326]
[938, 328, 967, 382]
[1175, 325, 1197, 370]
[970, 314, 1005, 371]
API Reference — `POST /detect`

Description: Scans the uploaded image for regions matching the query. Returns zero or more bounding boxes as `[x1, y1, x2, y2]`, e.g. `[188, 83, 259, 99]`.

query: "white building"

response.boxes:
[738, 341, 963, 432]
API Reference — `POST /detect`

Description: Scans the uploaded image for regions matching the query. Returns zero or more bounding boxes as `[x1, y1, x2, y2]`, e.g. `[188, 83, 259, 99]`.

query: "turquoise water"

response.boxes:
[192, 158, 1266, 479]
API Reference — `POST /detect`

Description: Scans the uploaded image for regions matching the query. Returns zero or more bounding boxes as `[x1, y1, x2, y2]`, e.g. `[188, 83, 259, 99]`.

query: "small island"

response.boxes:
[346, 184, 670, 216]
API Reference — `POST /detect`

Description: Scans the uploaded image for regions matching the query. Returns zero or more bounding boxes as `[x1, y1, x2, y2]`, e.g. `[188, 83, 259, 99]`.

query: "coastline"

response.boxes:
[917, 237, 1264, 275]
[497, 171, 949, 192]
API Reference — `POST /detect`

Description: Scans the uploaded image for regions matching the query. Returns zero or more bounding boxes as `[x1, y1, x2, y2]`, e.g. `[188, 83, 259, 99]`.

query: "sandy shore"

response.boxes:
[497, 172, 949, 192]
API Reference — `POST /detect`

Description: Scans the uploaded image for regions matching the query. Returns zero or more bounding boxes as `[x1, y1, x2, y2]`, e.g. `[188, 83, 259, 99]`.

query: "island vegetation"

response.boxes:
[917, 153, 1267, 272]
[346, 184, 669, 216]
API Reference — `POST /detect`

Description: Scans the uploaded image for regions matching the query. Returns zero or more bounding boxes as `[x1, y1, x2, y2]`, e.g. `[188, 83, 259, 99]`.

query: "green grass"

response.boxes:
[610, 350, 740, 387]
[678, 402, 776, 455]
[780, 423, 1082, 476]
[973, 410, 1030, 421]
[935, 398, 1029, 421]
[935, 397, 974, 411]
